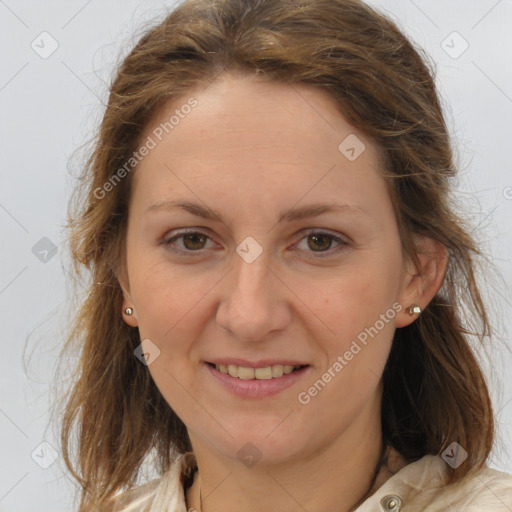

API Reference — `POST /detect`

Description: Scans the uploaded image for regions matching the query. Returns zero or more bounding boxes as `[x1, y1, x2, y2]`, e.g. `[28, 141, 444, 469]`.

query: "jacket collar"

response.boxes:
[171, 448, 450, 512]
[356, 453, 448, 511]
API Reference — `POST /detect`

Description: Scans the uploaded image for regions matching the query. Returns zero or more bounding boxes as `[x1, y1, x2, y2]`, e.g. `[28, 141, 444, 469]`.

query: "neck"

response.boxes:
[186, 396, 387, 512]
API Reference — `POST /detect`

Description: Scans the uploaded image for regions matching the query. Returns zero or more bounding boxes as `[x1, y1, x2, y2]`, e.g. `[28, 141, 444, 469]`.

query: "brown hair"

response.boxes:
[62, 0, 494, 509]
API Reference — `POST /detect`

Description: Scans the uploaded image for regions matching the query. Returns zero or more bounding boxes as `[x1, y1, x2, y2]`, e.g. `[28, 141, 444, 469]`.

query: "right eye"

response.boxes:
[163, 229, 217, 255]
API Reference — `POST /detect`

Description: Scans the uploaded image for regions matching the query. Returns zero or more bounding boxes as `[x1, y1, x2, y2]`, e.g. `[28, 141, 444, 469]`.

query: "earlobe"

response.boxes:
[407, 304, 422, 316]
[395, 236, 449, 328]
[122, 303, 139, 327]
[117, 267, 139, 328]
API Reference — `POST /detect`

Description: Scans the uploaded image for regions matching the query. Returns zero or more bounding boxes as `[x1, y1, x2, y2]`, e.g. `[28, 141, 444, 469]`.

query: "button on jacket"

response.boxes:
[111, 451, 512, 511]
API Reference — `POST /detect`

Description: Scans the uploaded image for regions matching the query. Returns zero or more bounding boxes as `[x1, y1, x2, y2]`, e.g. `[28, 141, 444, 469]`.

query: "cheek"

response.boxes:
[295, 255, 402, 409]
[293, 266, 399, 424]
[129, 250, 220, 341]
[129, 256, 218, 418]
[305, 260, 400, 343]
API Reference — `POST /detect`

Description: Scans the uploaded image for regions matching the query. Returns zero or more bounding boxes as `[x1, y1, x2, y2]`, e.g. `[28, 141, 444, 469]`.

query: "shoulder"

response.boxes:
[107, 481, 159, 512]
[429, 465, 512, 510]
[358, 453, 512, 511]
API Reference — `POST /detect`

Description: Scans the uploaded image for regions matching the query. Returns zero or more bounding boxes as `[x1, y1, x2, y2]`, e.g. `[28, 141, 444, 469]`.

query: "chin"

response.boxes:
[194, 414, 320, 468]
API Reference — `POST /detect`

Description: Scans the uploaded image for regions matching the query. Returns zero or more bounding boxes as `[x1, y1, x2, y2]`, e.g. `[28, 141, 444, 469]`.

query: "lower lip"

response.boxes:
[205, 363, 310, 398]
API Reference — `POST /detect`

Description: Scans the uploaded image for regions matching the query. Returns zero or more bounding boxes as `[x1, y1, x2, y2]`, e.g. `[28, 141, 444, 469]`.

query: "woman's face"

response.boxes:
[121, 74, 417, 465]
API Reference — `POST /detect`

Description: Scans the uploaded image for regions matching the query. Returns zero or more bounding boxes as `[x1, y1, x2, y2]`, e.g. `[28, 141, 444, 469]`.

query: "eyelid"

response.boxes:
[297, 228, 350, 244]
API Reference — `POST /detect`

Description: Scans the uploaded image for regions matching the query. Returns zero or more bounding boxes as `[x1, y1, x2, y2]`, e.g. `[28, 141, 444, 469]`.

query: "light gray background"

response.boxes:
[1, 1, 511, 511]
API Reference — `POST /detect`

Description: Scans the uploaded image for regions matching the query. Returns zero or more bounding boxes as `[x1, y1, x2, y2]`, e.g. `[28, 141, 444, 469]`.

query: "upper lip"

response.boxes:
[207, 358, 309, 368]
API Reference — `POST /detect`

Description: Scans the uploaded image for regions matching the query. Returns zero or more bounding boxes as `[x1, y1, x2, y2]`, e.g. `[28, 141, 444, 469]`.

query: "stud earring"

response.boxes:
[408, 304, 421, 316]
[124, 307, 134, 316]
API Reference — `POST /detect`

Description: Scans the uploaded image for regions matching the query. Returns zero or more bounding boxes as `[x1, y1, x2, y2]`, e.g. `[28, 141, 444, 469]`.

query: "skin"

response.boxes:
[120, 73, 447, 512]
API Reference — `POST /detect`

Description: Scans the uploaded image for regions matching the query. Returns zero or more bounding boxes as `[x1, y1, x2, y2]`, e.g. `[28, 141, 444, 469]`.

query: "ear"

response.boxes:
[395, 236, 449, 328]
[117, 264, 139, 328]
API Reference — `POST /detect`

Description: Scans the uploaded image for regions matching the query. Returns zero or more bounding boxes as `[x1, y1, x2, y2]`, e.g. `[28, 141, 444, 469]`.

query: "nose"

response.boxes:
[215, 253, 292, 343]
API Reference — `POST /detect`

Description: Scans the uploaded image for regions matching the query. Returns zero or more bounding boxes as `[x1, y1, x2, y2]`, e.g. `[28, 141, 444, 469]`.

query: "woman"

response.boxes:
[61, 0, 512, 510]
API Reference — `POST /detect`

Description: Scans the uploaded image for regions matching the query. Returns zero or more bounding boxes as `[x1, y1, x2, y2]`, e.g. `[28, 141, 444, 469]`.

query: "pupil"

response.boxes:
[308, 234, 331, 251]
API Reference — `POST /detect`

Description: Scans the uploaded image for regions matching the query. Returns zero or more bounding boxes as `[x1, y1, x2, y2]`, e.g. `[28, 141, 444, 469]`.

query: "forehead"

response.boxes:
[131, 74, 389, 217]
[140, 74, 372, 161]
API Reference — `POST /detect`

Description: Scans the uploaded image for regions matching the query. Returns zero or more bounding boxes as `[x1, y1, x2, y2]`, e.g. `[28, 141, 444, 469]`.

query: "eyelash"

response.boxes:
[162, 228, 349, 259]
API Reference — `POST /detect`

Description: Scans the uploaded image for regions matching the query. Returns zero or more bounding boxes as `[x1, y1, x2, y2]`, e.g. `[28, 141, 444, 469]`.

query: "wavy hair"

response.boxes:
[62, 0, 494, 509]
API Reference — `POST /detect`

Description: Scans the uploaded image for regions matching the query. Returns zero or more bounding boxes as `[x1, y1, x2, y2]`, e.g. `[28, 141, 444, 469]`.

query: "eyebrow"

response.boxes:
[146, 200, 367, 223]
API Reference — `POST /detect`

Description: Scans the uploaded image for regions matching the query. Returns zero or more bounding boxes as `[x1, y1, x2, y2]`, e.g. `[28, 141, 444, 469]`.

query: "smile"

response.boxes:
[213, 363, 305, 380]
[205, 362, 310, 398]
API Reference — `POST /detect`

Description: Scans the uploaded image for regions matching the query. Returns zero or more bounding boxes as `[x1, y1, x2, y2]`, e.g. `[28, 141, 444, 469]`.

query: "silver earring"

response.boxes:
[408, 304, 421, 316]
[124, 307, 133, 316]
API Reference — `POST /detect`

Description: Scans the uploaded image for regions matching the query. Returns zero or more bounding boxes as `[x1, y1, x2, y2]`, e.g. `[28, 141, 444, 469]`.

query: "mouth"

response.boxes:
[206, 362, 308, 380]
[204, 361, 310, 398]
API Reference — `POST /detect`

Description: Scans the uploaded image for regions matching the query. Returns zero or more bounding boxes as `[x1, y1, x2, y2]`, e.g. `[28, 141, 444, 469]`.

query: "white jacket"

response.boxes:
[112, 451, 512, 511]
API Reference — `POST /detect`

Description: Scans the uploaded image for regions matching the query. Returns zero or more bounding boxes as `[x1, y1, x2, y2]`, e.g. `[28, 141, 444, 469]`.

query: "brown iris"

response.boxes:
[307, 234, 332, 252]
[182, 233, 208, 250]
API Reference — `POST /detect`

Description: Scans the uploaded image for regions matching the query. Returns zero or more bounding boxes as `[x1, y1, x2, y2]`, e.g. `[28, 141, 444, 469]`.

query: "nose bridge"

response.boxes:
[231, 232, 276, 293]
[216, 248, 289, 341]
[229, 251, 273, 311]
[236, 244, 268, 282]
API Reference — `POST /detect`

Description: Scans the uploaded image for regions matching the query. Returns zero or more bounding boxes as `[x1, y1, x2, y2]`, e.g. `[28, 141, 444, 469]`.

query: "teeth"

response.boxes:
[227, 364, 238, 378]
[214, 363, 303, 379]
[255, 367, 272, 380]
[271, 365, 284, 378]
[238, 367, 255, 380]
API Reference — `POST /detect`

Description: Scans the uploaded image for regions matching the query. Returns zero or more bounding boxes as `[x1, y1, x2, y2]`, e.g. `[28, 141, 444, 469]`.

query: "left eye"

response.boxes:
[294, 231, 346, 255]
